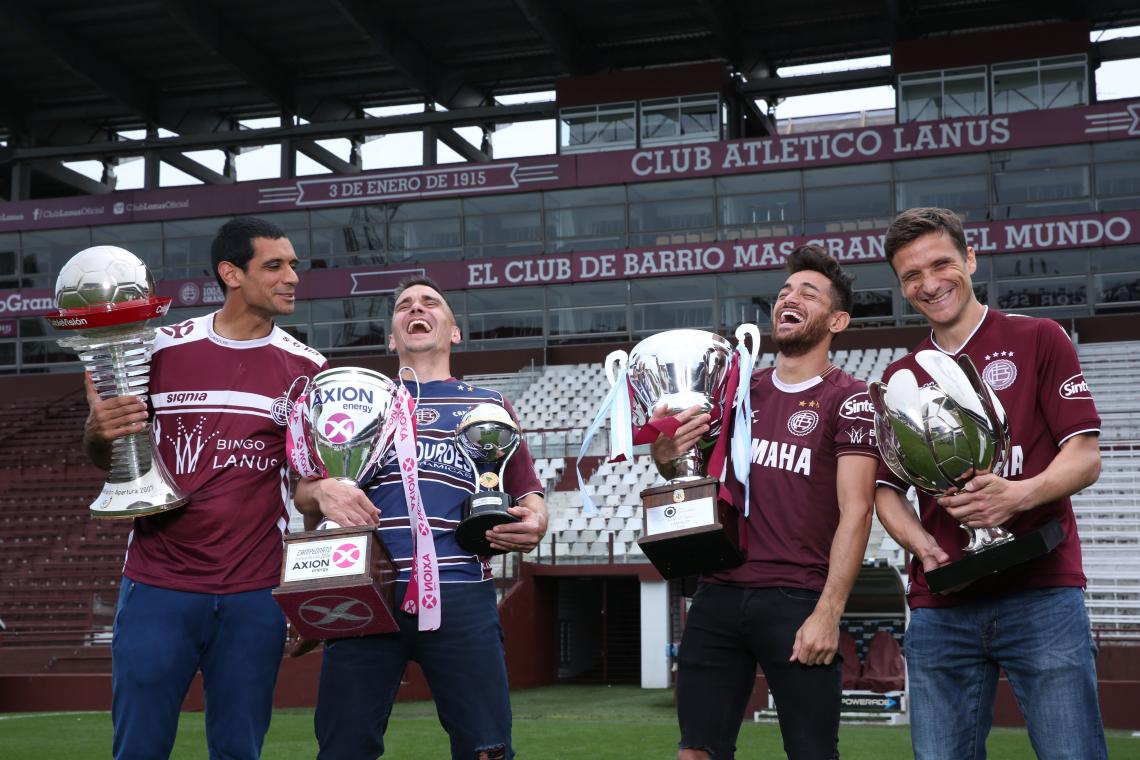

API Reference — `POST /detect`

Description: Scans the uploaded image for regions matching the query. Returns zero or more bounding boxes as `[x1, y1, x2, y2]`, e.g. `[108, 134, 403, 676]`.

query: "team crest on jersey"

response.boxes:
[982, 351, 1017, 391]
[161, 320, 195, 339]
[415, 407, 440, 426]
[788, 410, 819, 436]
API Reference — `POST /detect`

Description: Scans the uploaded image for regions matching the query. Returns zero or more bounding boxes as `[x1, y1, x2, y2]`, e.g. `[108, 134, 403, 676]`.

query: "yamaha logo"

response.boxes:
[982, 359, 1017, 391]
[788, 410, 819, 436]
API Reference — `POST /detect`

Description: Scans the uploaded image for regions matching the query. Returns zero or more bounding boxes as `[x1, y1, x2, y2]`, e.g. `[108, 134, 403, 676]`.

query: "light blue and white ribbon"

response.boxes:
[577, 363, 633, 514]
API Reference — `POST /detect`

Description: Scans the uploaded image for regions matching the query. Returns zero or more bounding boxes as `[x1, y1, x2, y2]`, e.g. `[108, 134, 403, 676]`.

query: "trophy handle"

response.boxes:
[604, 350, 628, 387]
[735, 323, 761, 365]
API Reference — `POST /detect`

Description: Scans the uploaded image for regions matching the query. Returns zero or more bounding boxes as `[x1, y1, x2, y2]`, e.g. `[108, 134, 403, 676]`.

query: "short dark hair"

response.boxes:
[211, 216, 288, 290]
[884, 207, 968, 266]
[391, 275, 452, 315]
[785, 244, 853, 314]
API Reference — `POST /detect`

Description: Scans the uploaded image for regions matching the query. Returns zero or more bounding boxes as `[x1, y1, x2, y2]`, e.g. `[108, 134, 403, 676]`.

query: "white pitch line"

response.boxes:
[0, 711, 105, 720]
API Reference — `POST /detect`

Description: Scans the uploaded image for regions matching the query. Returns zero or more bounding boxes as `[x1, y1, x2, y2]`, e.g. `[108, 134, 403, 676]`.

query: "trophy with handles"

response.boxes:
[49, 245, 186, 518]
[273, 367, 400, 640]
[453, 403, 523, 555]
[605, 324, 760, 579]
[869, 350, 1063, 593]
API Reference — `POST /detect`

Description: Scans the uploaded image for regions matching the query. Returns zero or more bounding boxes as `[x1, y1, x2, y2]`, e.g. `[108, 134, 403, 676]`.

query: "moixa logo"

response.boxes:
[1059, 374, 1093, 400]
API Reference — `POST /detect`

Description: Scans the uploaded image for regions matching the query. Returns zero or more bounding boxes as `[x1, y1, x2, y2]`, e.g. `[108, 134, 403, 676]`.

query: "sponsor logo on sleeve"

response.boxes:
[1059, 373, 1093, 400]
[839, 391, 875, 422]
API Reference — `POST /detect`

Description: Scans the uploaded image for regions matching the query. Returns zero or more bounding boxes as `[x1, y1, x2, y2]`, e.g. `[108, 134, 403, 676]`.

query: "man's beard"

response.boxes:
[772, 315, 831, 358]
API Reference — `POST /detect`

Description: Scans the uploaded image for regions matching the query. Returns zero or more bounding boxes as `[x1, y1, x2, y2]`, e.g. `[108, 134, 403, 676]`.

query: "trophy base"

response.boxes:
[926, 519, 1065, 594]
[455, 491, 520, 556]
[637, 478, 743, 580]
[273, 525, 398, 640]
[89, 467, 189, 519]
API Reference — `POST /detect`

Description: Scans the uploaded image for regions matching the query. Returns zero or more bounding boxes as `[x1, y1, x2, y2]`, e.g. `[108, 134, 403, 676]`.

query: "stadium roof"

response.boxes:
[2, 0, 1140, 197]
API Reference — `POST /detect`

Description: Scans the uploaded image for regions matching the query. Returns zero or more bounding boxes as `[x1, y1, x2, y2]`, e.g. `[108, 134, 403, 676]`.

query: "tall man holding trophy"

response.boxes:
[873, 208, 1107, 759]
[298, 276, 547, 760]
[651, 246, 878, 760]
[79, 217, 329, 760]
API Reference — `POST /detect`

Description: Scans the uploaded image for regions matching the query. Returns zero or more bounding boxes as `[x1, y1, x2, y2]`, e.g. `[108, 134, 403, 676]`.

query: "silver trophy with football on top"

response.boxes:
[49, 245, 186, 519]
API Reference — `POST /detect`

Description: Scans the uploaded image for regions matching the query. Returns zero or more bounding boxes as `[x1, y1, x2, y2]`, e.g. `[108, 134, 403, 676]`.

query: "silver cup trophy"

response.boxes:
[605, 324, 760, 578]
[869, 350, 1062, 593]
[454, 403, 522, 556]
[273, 367, 400, 641]
[48, 245, 186, 518]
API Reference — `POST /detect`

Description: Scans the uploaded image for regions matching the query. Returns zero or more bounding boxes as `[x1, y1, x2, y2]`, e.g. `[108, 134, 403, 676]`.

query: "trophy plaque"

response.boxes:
[48, 245, 187, 518]
[273, 367, 400, 640]
[606, 325, 759, 579]
[454, 403, 522, 555]
[870, 350, 1063, 593]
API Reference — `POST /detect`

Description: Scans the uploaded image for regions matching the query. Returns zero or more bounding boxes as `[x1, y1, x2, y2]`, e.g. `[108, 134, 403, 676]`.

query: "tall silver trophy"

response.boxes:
[869, 350, 1062, 593]
[48, 245, 186, 519]
[273, 367, 400, 641]
[454, 403, 523, 556]
[606, 325, 760, 579]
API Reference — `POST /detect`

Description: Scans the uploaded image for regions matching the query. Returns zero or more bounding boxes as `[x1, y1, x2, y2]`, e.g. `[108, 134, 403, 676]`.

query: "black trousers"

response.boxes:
[677, 583, 842, 760]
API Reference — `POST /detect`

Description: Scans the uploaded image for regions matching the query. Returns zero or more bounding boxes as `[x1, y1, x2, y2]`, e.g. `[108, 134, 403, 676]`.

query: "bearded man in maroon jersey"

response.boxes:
[84, 217, 330, 760]
[875, 207, 1106, 760]
[652, 245, 878, 760]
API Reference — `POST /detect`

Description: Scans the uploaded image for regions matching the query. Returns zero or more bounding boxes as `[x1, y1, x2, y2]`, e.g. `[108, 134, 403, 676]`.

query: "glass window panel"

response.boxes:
[942, 68, 988, 118]
[0, 234, 19, 287]
[633, 300, 713, 333]
[1041, 57, 1087, 109]
[629, 197, 715, 232]
[95, 222, 163, 242]
[545, 206, 625, 241]
[896, 175, 988, 216]
[560, 103, 636, 152]
[899, 78, 942, 122]
[993, 250, 1087, 278]
[20, 338, 76, 367]
[549, 305, 627, 338]
[680, 97, 718, 136]
[641, 98, 680, 142]
[162, 236, 215, 279]
[467, 286, 544, 311]
[466, 311, 544, 342]
[628, 179, 714, 202]
[162, 218, 225, 237]
[803, 164, 891, 190]
[850, 288, 894, 323]
[718, 190, 800, 237]
[992, 65, 1040, 114]
[995, 145, 1087, 172]
[1091, 246, 1140, 274]
[544, 186, 626, 208]
[716, 171, 801, 194]
[804, 184, 891, 221]
[463, 193, 541, 214]
[0, 342, 16, 366]
[389, 199, 460, 221]
[992, 165, 1089, 206]
[1095, 161, 1140, 198]
[388, 218, 460, 250]
[1094, 141, 1140, 163]
[547, 281, 627, 308]
[259, 211, 310, 231]
[630, 275, 709, 302]
[996, 277, 1086, 310]
[893, 154, 988, 180]
[464, 211, 542, 244]
[1095, 272, 1140, 305]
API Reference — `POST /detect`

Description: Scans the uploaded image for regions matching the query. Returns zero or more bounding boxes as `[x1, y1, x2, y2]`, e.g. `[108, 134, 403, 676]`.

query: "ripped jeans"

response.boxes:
[315, 580, 513, 759]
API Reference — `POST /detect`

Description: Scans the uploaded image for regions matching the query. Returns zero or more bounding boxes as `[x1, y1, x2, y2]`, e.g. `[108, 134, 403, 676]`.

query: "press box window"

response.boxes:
[559, 102, 636, 154]
[640, 94, 721, 146]
[897, 66, 987, 123]
[991, 55, 1087, 114]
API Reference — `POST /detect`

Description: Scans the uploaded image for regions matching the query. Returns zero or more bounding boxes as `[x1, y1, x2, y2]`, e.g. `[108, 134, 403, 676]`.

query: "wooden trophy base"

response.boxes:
[926, 519, 1065, 594]
[636, 477, 743, 580]
[273, 524, 398, 640]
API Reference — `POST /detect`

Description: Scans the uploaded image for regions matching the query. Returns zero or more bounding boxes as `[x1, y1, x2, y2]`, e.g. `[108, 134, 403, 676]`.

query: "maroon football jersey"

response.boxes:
[123, 313, 327, 594]
[709, 366, 878, 591]
[877, 308, 1100, 608]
